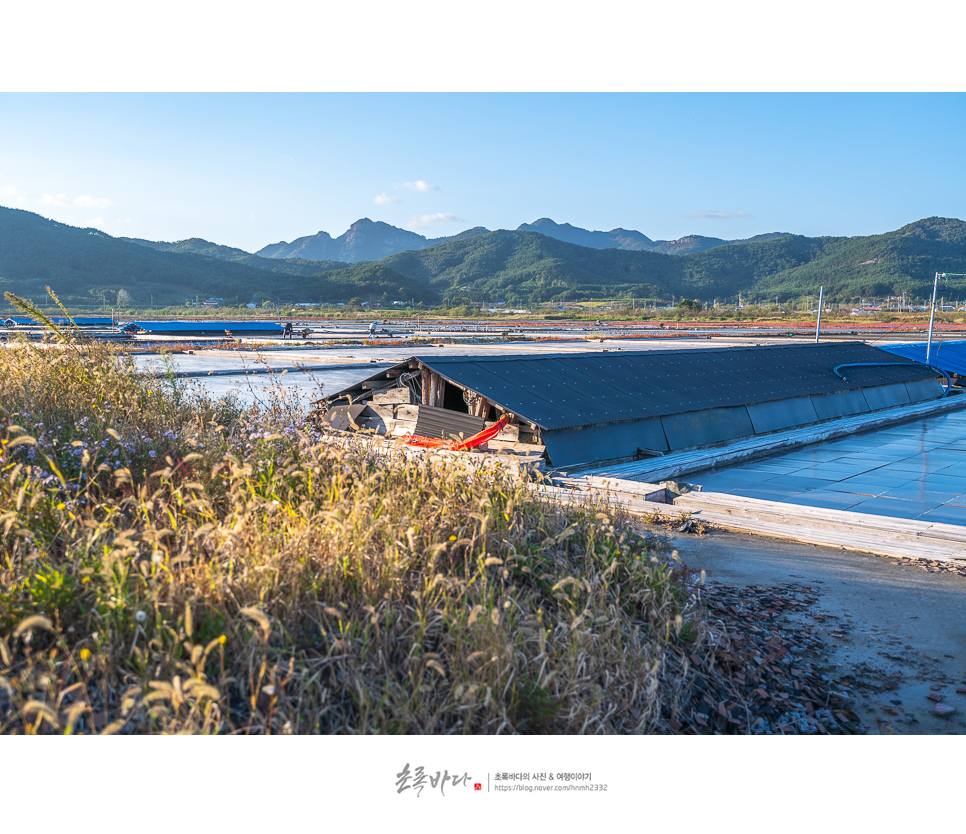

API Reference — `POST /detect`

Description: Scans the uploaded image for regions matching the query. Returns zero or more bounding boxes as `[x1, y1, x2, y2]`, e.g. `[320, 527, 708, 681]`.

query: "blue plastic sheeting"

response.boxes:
[879, 340, 966, 377]
[126, 320, 285, 334]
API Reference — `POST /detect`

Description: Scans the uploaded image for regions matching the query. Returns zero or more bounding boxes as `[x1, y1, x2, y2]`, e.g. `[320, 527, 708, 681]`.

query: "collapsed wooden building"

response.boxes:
[314, 342, 946, 469]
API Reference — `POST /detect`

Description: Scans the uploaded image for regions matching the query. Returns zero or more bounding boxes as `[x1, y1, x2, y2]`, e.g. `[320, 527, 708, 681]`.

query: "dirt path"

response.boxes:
[668, 529, 966, 735]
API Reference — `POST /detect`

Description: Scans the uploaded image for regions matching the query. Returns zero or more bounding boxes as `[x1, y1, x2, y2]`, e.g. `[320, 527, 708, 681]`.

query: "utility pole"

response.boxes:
[815, 285, 824, 343]
[927, 272, 941, 365]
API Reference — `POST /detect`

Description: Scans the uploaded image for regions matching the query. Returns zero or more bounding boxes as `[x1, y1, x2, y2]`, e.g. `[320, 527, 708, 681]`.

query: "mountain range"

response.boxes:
[2, 204, 965, 309]
[252, 219, 490, 262]
[247, 216, 792, 263]
[514, 218, 791, 256]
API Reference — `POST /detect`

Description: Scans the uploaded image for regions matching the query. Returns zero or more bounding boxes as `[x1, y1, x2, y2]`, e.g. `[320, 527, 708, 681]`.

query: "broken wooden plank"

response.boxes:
[485, 439, 547, 455]
[372, 387, 414, 405]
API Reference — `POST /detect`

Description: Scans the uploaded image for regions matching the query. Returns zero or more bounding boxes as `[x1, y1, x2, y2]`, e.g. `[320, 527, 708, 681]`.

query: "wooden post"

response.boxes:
[420, 369, 430, 406]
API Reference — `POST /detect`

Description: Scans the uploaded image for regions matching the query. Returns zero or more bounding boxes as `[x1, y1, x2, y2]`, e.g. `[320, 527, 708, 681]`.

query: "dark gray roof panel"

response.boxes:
[810, 389, 871, 421]
[414, 343, 937, 430]
[542, 418, 670, 468]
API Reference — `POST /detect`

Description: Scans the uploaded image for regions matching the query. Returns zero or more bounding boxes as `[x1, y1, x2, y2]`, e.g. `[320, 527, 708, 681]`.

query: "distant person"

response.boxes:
[283, 321, 293, 339]
[369, 321, 379, 336]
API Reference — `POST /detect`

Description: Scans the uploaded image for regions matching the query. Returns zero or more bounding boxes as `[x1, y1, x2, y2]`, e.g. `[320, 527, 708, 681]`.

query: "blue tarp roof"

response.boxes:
[126, 320, 285, 333]
[878, 340, 966, 377]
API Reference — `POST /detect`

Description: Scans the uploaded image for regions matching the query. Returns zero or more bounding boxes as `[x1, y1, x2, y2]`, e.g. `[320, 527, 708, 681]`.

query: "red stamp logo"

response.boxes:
[474, 783, 482, 791]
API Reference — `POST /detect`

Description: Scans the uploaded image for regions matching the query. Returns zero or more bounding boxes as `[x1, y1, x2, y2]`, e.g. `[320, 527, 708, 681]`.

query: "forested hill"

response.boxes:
[0, 206, 439, 306]
[319, 218, 966, 305]
[124, 236, 349, 276]
[514, 218, 790, 255]
[2, 204, 965, 308]
[250, 216, 789, 262]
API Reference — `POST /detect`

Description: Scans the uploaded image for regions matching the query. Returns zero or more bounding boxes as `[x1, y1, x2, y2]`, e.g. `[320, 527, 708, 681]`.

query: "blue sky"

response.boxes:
[2, 93, 962, 253]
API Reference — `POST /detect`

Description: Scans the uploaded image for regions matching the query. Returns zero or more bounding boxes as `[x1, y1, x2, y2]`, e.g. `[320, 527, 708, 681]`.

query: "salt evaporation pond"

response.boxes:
[138, 360, 392, 410]
[692, 409, 966, 525]
[191, 367, 394, 408]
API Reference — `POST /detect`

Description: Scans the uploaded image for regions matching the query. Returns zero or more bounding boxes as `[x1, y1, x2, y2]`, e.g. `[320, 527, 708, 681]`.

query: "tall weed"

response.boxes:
[1, 291, 704, 734]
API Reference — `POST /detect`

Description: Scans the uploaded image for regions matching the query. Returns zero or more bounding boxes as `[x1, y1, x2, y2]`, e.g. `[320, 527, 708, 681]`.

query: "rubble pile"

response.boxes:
[671, 583, 864, 735]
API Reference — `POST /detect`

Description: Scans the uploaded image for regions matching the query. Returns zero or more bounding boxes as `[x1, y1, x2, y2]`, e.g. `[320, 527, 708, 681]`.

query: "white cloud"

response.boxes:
[73, 194, 113, 208]
[408, 212, 460, 230]
[374, 192, 400, 205]
[87, 216, 105, 227]
[40, 192, 71, 207]
[39, 192, 112, 209]
[401, 180, 439, 192]
[685, 209, 751, 220]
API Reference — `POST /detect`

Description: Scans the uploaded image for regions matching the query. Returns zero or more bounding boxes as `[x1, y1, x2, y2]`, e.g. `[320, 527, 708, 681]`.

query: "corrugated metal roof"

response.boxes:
[411, 406, 485, 440]
[878, 340, 966, 377]
[412, 343, 937, 430]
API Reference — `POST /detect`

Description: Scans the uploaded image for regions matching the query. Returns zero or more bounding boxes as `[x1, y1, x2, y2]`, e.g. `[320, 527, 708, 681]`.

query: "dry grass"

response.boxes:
[0, 291, 710, 734]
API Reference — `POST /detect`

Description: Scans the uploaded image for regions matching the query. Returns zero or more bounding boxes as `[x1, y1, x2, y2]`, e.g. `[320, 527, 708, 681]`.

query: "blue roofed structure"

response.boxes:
[123, 320, 285, 336]
[878, 340, 966, 380]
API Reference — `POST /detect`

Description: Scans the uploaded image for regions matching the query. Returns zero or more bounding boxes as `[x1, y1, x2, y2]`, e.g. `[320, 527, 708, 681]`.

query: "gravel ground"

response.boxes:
[663, 528, 966, 735]
[670, 580, 864, 734]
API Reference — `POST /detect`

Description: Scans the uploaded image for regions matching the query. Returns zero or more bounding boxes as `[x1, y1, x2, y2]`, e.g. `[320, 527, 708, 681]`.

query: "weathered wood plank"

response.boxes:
[372, 387, 413, 405]
[485, 439, 547, 455]
[539, 474, 966, 561]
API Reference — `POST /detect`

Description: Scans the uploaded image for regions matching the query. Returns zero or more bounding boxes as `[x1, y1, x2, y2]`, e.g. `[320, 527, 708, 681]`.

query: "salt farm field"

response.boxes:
[691, 410, 966, 525]
[6, 320, 955, 732]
